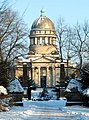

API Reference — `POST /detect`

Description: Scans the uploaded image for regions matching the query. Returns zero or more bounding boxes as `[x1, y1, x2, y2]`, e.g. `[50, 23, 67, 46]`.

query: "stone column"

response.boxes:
[32, 67, 34, 80]
[53, 67, 56, 86]
[46, 67, 49, 87]
[31, 38, 34, 44]
[60, 63, 65, 97]
[45, 37, 48, 44]
[53, 38, 56, 45]
[30, 38, 32, 45]
[40, 37, 42, 44]
[52, 67, 56, 87]
[35, 37, 37, 45]
[50, 67, 53, 87]
[54, 38, 56, 45]
[38, 67, 40, 87]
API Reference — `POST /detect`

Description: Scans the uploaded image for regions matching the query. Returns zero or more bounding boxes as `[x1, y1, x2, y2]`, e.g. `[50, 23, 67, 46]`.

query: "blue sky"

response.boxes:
[11, 0, 89, 28]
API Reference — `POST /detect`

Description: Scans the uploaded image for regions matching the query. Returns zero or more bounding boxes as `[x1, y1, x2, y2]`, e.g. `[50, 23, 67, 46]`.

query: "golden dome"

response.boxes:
[31, 9, 55, 30]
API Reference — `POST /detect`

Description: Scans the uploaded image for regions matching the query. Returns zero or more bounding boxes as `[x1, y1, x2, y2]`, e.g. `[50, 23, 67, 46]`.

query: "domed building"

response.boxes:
[16, 9, 67, 88]
[29, 8, 57, 55]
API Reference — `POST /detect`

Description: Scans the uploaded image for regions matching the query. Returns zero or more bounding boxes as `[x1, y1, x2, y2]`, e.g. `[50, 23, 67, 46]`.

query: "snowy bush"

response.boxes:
[82, 88, 89, 97]
[65, 79, 82, 92]
[7, 79, 24, 93]
[0, 86, 7, 95]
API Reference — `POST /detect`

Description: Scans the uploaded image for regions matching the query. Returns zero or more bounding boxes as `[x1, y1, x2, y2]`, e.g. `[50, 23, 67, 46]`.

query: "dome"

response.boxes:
[31, 9, 55, 30]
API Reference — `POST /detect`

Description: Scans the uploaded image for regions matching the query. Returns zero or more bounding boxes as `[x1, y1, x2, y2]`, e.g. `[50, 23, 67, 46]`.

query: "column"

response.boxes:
[54, 38, 56, 45]
[50, 67, 53, 87]
[52, 67, 56, 87]
[40, 37, 42, 44]
[32, 67, 34, 80]
[45, 37, 48, 44]
[38, 67, 40, 87]
[53, 38, 56, 45]
[46, 67, 49, 87]
[35, 37, 37, 45]
[31, 38, 33, 44]
[30, 38, 32, 45]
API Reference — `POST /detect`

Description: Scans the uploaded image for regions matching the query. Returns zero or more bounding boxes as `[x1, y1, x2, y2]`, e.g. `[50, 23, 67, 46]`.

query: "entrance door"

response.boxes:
[41, 76, 46, 88]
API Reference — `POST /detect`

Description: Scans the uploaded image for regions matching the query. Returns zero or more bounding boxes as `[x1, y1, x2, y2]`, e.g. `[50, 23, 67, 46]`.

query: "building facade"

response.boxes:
[16, 9, 68, 88]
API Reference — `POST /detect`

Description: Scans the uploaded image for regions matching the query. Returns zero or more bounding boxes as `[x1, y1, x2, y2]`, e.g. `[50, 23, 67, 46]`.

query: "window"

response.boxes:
[33, 31, 35, 34]
[42, 37, 45, 45]
[33, 38, 35, 45]
[46, 30, 50, 34]
[37, 37, 40, 45]
[41, 31, 45, 34]
[48, 37, 50, 44]
[36, 31, 39, 34]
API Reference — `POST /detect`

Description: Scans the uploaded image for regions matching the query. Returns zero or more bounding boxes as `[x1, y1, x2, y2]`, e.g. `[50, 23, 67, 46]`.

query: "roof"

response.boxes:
[31, 9, 55, 30]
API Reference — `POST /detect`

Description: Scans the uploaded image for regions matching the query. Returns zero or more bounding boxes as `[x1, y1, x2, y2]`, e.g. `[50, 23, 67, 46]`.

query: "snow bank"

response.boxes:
[8, 79, 24, 93]
[0, 102, 9, 112]
[63, 106, 89, 119]
[65, 79, 82, 92]
[0, 86, 7, 95]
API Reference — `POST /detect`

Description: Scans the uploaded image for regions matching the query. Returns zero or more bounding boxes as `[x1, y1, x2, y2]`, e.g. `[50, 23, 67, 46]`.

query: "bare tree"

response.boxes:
[0, 0, 29, 86]
[70, 21, 89, 71]
[56, 17, 68, 61]
[0, 1, 29, 63]
[56, 17, 89, 77]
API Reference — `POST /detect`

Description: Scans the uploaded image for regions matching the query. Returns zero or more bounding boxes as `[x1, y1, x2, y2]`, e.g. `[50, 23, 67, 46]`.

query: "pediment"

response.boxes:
[33, 56, 55, 62]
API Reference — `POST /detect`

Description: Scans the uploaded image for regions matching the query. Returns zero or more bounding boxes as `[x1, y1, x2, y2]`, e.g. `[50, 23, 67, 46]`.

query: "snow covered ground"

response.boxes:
[0, 99, 89, 120]
[0, 87, 89, 120]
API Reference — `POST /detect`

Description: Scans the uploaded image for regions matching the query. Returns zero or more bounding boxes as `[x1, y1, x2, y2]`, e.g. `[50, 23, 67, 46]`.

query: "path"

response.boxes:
[0, 100, 86, 120]
[23, 106, 76, 120]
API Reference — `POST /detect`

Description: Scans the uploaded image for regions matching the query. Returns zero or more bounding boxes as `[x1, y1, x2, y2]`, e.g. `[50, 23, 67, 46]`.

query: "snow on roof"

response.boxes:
[82, 88, 89, 97]
[65, 79, 82, 92]
[22, 57, 41, 62]
[8, 79, 24, 93]
[0, 86, 7, 95]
